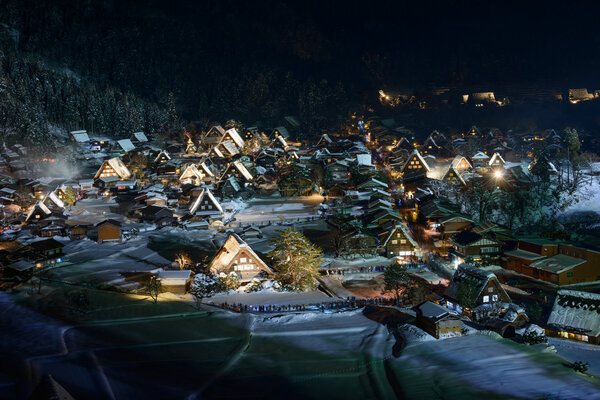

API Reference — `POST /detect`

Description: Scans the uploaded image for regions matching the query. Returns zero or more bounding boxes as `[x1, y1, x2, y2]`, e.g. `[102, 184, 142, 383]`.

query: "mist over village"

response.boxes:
[1, 1, 600, 399]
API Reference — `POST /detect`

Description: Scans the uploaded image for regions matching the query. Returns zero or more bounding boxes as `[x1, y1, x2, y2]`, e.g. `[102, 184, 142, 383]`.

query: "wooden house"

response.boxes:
[185, 137, 197, 154]
[451, 230, 501, 259]
[505, 238, 600, 285]
[546, 290, 600, 344]
[94, 157, 132, 180]
[451, 155, 472, 171]
[26, 201, 51, 222]
[470, 151, 489, 169]
[179, 164, 204, 185]
[25, 238, 65, 267]
[69, 224, 90, 240]
[96, 219, 122, 243]
[141, 205, 173, 223]
[230, 160, 253, 182]
[416, 301, 462, 339]
[70, 130, 90, 144]
[38, 221, 67, 237]
[207, 234, 274, 284]
[189, 188, 223, 218]
[221, 177, 241, 198]
[380, 223, 420, 258]
[154, 150, 171, 164]
[441, 166, 466, 186]
[203, 125, 227, 147]
[488, 152, 506, 169]
[422, 136, 440, 156]
[444, 264, 511, 312]
[223, 128, 245, 149]
[400, 150, 430, 181]
[158, 270, 193, 294]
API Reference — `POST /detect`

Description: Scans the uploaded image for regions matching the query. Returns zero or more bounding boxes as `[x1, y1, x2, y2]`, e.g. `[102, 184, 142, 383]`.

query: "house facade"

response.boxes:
[207, 234, 273, 283]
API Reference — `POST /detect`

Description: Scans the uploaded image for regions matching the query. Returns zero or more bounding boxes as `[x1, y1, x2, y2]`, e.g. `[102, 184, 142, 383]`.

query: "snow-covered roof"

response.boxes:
[276, 135, 288, 148]
[199, 162, 215, 177]
[154, 150, 171, 163]
[358, 178, 388, 189]
[97, 157, 132, 179]
[132, 131, 148, 142]
[489, 152, 506, 166]
[48, 191, 65, 209]
[71, 131, 90, 142]
[189, 188, 223, 215]
[548, 290, 600, 336]
[529, 254, 586, 274]
[26, 201, 51, 221]
[208, 234, 272, 275]
[451, 155, 472, 170]
[158, 269, 192, 284]
[233, 160, 253, 181]
[356, 153, 372, 166]
[117, 139, 135, 152]
[402, 149, 431, 172]
[221, 140, 240, 156]
[225, 128, 245, 148]
[225, 176, 241, 192]
[179, 164, 204, 182]
[382, 223, 419, 248]
[417, 301, 456, 322]
[471, 151, 489, 159]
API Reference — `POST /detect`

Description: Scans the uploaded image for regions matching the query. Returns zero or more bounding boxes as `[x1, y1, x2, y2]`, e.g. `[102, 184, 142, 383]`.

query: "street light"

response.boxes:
[494, 169, 503, 179]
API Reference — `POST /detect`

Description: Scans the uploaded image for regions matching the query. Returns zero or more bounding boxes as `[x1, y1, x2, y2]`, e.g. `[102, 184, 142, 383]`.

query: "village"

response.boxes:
[1, 115, 600, 398]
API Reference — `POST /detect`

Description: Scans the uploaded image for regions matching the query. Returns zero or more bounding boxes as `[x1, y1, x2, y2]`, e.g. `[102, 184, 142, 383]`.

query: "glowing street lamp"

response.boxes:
[494, 169, 503, 179]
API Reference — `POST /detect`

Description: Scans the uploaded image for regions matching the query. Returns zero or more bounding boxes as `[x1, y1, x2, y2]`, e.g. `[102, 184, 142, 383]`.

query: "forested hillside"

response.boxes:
[0, 0, 352, 143]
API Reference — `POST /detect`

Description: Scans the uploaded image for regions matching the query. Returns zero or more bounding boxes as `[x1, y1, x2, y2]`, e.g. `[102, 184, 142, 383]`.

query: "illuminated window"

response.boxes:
[391, 240, 398, 244]
[492, 294, 498, 302]
[483, 295, 490, 303]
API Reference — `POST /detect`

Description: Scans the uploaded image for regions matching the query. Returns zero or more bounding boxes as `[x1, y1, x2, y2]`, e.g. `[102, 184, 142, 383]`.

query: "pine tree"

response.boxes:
[383, 265, 412, 305]
[267, 228, 323, 291]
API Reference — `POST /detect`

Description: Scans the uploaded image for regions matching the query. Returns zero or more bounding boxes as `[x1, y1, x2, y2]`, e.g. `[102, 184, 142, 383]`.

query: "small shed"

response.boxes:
[158, 270, 193, 294]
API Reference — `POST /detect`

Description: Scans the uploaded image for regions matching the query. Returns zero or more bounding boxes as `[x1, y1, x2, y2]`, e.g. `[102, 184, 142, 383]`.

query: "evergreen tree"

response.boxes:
[62, 186, 77, 206]
[383, 265, 412, 305]
[267, 228, 323, 291]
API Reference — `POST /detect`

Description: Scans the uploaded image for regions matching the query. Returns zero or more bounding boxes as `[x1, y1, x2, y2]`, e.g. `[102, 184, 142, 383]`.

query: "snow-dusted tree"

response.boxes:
[267, 228, 323, 291]
[128, 153, 148, 179]
[218, 272, 240, 290]
[62, 186, 77, 206]
[189, 273, 220, 309]
[522, 324, 547, 345]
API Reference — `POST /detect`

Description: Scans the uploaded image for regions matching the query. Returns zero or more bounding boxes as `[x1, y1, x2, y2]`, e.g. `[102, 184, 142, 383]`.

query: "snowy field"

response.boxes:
[2, 290, 600, 399]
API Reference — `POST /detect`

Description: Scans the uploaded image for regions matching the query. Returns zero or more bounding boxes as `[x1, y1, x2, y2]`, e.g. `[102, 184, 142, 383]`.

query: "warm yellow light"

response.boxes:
[494, 170, 503, 179]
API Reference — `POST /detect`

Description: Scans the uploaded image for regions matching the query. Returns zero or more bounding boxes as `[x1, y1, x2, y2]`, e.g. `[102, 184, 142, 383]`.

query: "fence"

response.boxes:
[207, 296, 395, 314]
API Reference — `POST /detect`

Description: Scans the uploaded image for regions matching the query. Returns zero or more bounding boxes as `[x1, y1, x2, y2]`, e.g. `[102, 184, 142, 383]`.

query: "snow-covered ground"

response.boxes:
[204, 288, 332, 306]
[549, 338, 600, 377]
[1, 289, 600, 399]
[563, 173, 600, 214]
